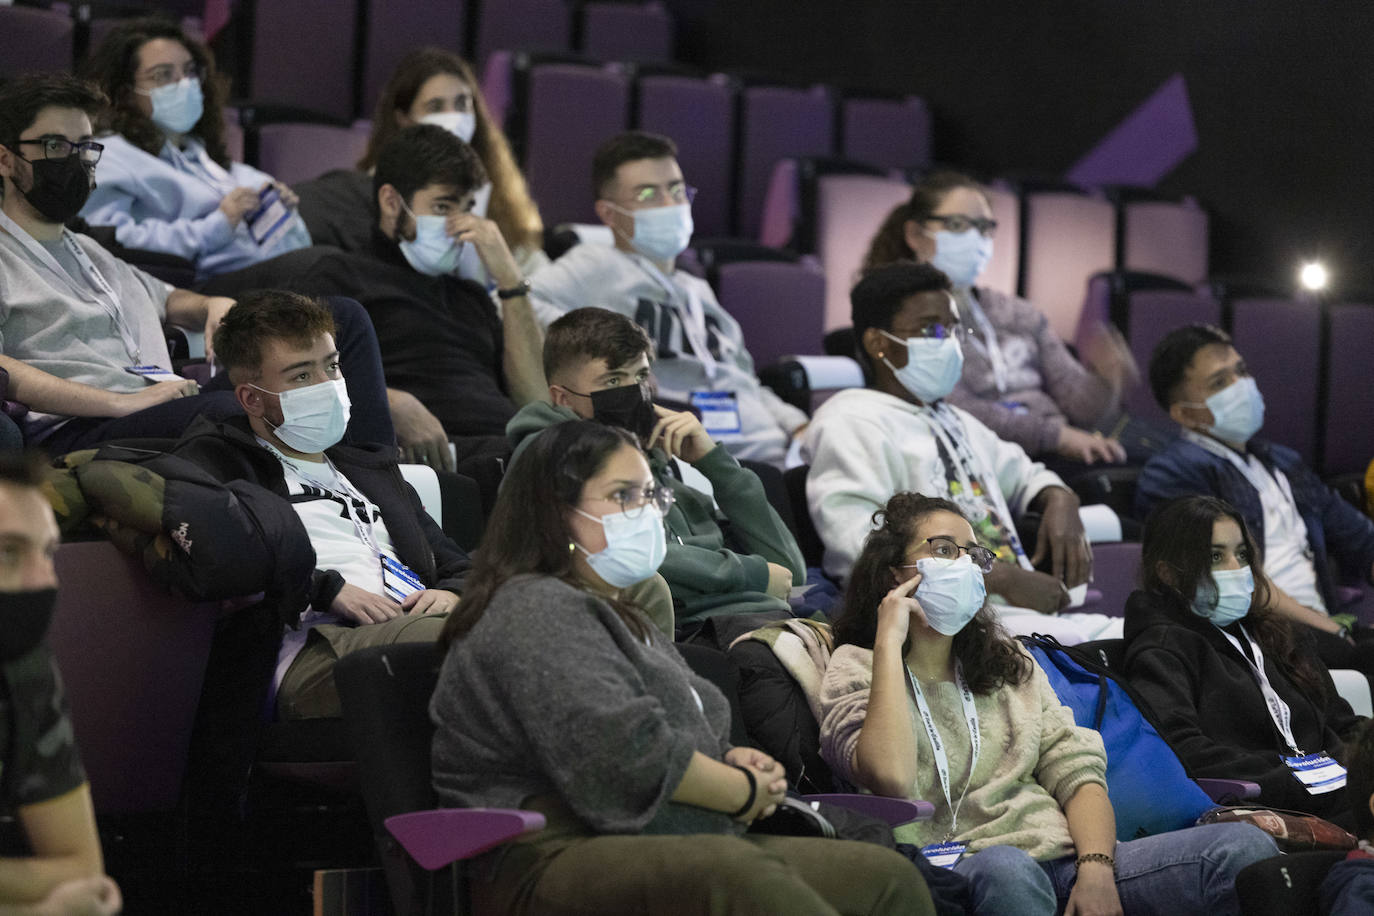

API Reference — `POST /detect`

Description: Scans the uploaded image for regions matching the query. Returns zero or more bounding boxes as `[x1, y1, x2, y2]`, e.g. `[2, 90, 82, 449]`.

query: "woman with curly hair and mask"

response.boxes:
[80, 17, 311, 281]
[818, 491, 1276, 916]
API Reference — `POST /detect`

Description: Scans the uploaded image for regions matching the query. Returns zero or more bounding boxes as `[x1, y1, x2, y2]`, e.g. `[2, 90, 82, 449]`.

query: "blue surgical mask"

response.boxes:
[610, 202, 694, 263]
[879, 330, 965, 404]
[929, 228, 993, 288]
[398, 204, 463, 276]
[1200, 376, 1265, 444]
[573, 505, 667, 588]
[1192, 565, 1254, 627]
[141, 77, 204, 135]
[250, 378, 351, 454]
[914, 555, 987, 636]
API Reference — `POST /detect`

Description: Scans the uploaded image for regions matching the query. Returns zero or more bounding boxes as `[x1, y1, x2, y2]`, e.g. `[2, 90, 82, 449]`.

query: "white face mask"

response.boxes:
[929, 228, 993, 288]
[573, 505, 667, 588]
[1192, 565, 1254, 627]
[397, 202, 463, 276]
[140, 77, 204, 135]
[879, 330, 965, 404]
[1197, 376, 1265, 444]
[252, 378, 351, 453]
[420, 110, 477, 144]
[609, 202, 694, 263]
[914, 555, 987, 636]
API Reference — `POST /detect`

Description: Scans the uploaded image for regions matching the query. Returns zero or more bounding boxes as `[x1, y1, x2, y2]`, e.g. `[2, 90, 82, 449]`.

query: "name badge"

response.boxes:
[381, 554, 424, 602]
[1283, 752, 1346, 795]
[920, 841, 966, 869]
[690, 390, 741, 436]
[246, 187, 293, 252]
[124, 365, 184, 383]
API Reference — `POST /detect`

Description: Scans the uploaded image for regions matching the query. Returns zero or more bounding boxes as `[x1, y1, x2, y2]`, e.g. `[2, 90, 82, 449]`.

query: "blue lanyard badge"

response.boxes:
[246, 186, 293, 251]
[381, 554, 424, 602]
[1283, 752, 1347, 795]
[920, 841, 967, 869]
[690, 390, 741, 436]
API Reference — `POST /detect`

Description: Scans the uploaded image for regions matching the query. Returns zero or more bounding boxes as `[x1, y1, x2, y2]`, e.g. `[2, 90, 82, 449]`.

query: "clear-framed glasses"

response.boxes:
[884, 322, 972, 345]
[16, 138, 104, 166]
[587, 485, 676, 519]
[926, 214, 997, 237]
[135, 60, 202, 89]
[898, 536, 996, 573]
[629, 183, 697, 207]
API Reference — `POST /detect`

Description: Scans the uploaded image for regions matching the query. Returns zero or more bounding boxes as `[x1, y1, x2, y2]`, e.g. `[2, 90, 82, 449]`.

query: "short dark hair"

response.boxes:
[213, 291, 336, 382]
[0, 450, 51, 490]
[849, 261, 952, 372]
[1148, 323, 1233, 410]
[1348, 717, 1374, 840]
[543, 308, 654, 383]
[0, 73, 107, 151]
[591, 130, 677, 200]
[373, 124, 487, 215]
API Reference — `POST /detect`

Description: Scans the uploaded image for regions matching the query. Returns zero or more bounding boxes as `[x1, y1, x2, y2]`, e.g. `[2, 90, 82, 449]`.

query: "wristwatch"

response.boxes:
[496, 278, 532, 299]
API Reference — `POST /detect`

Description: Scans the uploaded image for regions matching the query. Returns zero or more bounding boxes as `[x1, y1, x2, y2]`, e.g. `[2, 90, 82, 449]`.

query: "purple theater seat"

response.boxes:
[1231, 297, 1322, 464]
[981, 181, 1021, 298]
[1121, 286, 1221, 426]
[361, 0, 467, 118]
[1020, 186, 1118, 341]
[251, 0, 358, 120]
[580, 1, 673, 62]
[474, 0, 572, 65]
[521, 61, 631, 226]
[1120, 195, 1209, 285]
[0, 6, 74, 78]
[1324, 303, 1374, 475]
[816, 172, 913, 330]
[841, 95, 932, 172]
[715, 258, 825, 367]
[255, 122, 371, 186]
[736, 84, 836, 240]
[636, 72, 737, 238]
[481, 49, 516, 126]
[1078, 542, 1142, 618]
[758, 158, 801, 250]
[47, 542, 219, 815]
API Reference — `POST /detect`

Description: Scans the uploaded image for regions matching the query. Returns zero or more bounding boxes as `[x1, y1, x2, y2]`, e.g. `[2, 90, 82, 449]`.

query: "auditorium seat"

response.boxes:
[1113, 189, 1209, 285]
[248, 0, 359, 121]
[813, 169, 914, 329]
[360, 0, 467, 117]
[1231, 296, 1321, 464]
[253, 122, 371, 186]
[474, 0, 572, 65]
[0, 5, 74, 79]
[1018, 181, 1118, 340]
[713, 256, 826, 368]
[736, 83, 836, 240]
[635, 70, 738, 237]
[841, 94, 932, 172]
[580, 1, 674, 63]
[1322, 302, 1374, 476]
[980, 180, 1021, 298]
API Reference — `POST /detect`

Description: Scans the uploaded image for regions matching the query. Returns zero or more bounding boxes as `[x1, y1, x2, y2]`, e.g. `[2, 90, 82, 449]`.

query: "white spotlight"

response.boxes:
[1299, 261, 1328, 291]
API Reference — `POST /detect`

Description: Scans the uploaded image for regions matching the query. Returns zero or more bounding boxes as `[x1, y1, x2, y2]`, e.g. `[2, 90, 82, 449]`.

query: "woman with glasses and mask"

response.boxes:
[431, 420, 935, 916]
[819, 491, 1277, 916]
[1123, 495, 1364, 823]
[863, 172, 1139, 469]
[80, 17, 311, 282]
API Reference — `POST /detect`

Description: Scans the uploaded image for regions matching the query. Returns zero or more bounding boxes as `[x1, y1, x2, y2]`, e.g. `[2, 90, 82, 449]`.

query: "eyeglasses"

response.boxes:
[16, 138, 104, 166]
[628, 184, 697, 207]
[135, 60, 202, 89]
[586, 485, 676, 519]
[927, 214, 997, 237]
[884, 323, 971, 344]
[898, 536, 996, 573]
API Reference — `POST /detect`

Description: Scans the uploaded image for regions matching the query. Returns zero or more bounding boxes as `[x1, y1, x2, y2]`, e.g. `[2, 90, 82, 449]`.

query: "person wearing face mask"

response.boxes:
[168, 292, 471, 720]
[1137, 324, 1374, 687]
[299, 46, 548, 284]
[506, 308, 805, 630]
[529, 131, 809, 469]
[79, 18, 311, 282]
[1124, 495, 1366, 822]
[819, 491, 1275, 916]
[803, 262, 1119, 644]
[430, 420, 936, 916]
[863, 172, 1145, 468]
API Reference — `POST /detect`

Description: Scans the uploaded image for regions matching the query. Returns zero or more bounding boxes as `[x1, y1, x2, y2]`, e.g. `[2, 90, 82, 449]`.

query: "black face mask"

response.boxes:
[9, 150, 94, 223]
[589, 381, 658, 442]
[0, 588, 58, 662]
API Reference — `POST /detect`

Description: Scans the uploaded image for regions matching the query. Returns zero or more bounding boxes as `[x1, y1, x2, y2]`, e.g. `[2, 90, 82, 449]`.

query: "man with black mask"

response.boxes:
[508, 307, 804, 630]
[0, 451, 121, 914]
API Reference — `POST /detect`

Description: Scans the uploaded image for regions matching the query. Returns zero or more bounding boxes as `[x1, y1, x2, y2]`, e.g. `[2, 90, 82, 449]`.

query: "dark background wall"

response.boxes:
[668, 0, 1374, 296]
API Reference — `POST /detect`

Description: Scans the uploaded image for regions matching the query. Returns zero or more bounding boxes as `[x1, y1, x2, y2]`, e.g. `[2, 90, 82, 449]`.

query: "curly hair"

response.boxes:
[861, 170, 989, 271]
[83, 17, 232, 170]
[833, 492, 1031, 694]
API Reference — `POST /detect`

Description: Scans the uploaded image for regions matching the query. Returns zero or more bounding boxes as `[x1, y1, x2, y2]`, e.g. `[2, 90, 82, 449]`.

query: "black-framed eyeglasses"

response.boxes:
[586, 485, 676, 519]
[136, 61, 202, 89]
[927, 214, 997, 237]
[16, 138, 104, 166]
[898, 536, 996, 573]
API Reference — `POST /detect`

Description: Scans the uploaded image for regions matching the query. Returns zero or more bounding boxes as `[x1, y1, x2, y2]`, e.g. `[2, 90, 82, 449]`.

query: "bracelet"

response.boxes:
[1075, 852, 1116, 873]
[728, 765, 757, 819]
[496, 278, 532, 299]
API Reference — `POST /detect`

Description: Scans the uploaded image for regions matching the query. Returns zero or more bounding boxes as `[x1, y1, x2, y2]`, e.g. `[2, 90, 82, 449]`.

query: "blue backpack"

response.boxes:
[1022, 634, 1216, 841]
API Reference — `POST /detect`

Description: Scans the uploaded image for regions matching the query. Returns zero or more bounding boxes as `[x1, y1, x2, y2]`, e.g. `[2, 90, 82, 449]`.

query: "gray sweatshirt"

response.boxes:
[430, 574, 743, 836]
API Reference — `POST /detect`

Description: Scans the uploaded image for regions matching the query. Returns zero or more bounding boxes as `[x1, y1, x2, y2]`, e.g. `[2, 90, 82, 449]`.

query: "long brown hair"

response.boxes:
[438, 421, 653, 647]
[358, 47, 543, 253]
[1141, 495, 1328, 701]
[861, 170, 989, 271]
[833, 492, 1031, 694]
[83, 17, 232, 169]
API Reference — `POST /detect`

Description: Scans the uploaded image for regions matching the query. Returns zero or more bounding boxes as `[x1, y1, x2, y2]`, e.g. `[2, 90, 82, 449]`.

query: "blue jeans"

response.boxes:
[952, 823, 1277, 916]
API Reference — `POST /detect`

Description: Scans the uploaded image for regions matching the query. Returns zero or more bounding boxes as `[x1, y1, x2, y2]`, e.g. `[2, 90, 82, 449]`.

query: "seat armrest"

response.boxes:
[1194, 778, 1261, 803]
[385, 808, 546, 870]
[801, 793, 934, 827]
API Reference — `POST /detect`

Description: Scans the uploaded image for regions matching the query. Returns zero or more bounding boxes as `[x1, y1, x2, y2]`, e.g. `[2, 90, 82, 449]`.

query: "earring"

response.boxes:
[568, 541, 576, 554]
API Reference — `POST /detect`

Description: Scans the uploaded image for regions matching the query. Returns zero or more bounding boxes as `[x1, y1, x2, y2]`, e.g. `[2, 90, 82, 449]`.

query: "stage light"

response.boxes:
[1299, 261, 1328, 291]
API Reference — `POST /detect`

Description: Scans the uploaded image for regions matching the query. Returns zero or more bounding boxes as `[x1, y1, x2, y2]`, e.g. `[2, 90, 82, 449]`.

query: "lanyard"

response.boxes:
[1181, 430, 1299, 508]
[0, 209, 143, 362]
[907, 660, 980, 841]
[926, 404, 1031, 569]
[1217, 624, 1301, 754]
[261, 439, 382, 557]
[165, 139, 237, 196]
[633, 255, 718, 379]
[959, 290, 1009, 394]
